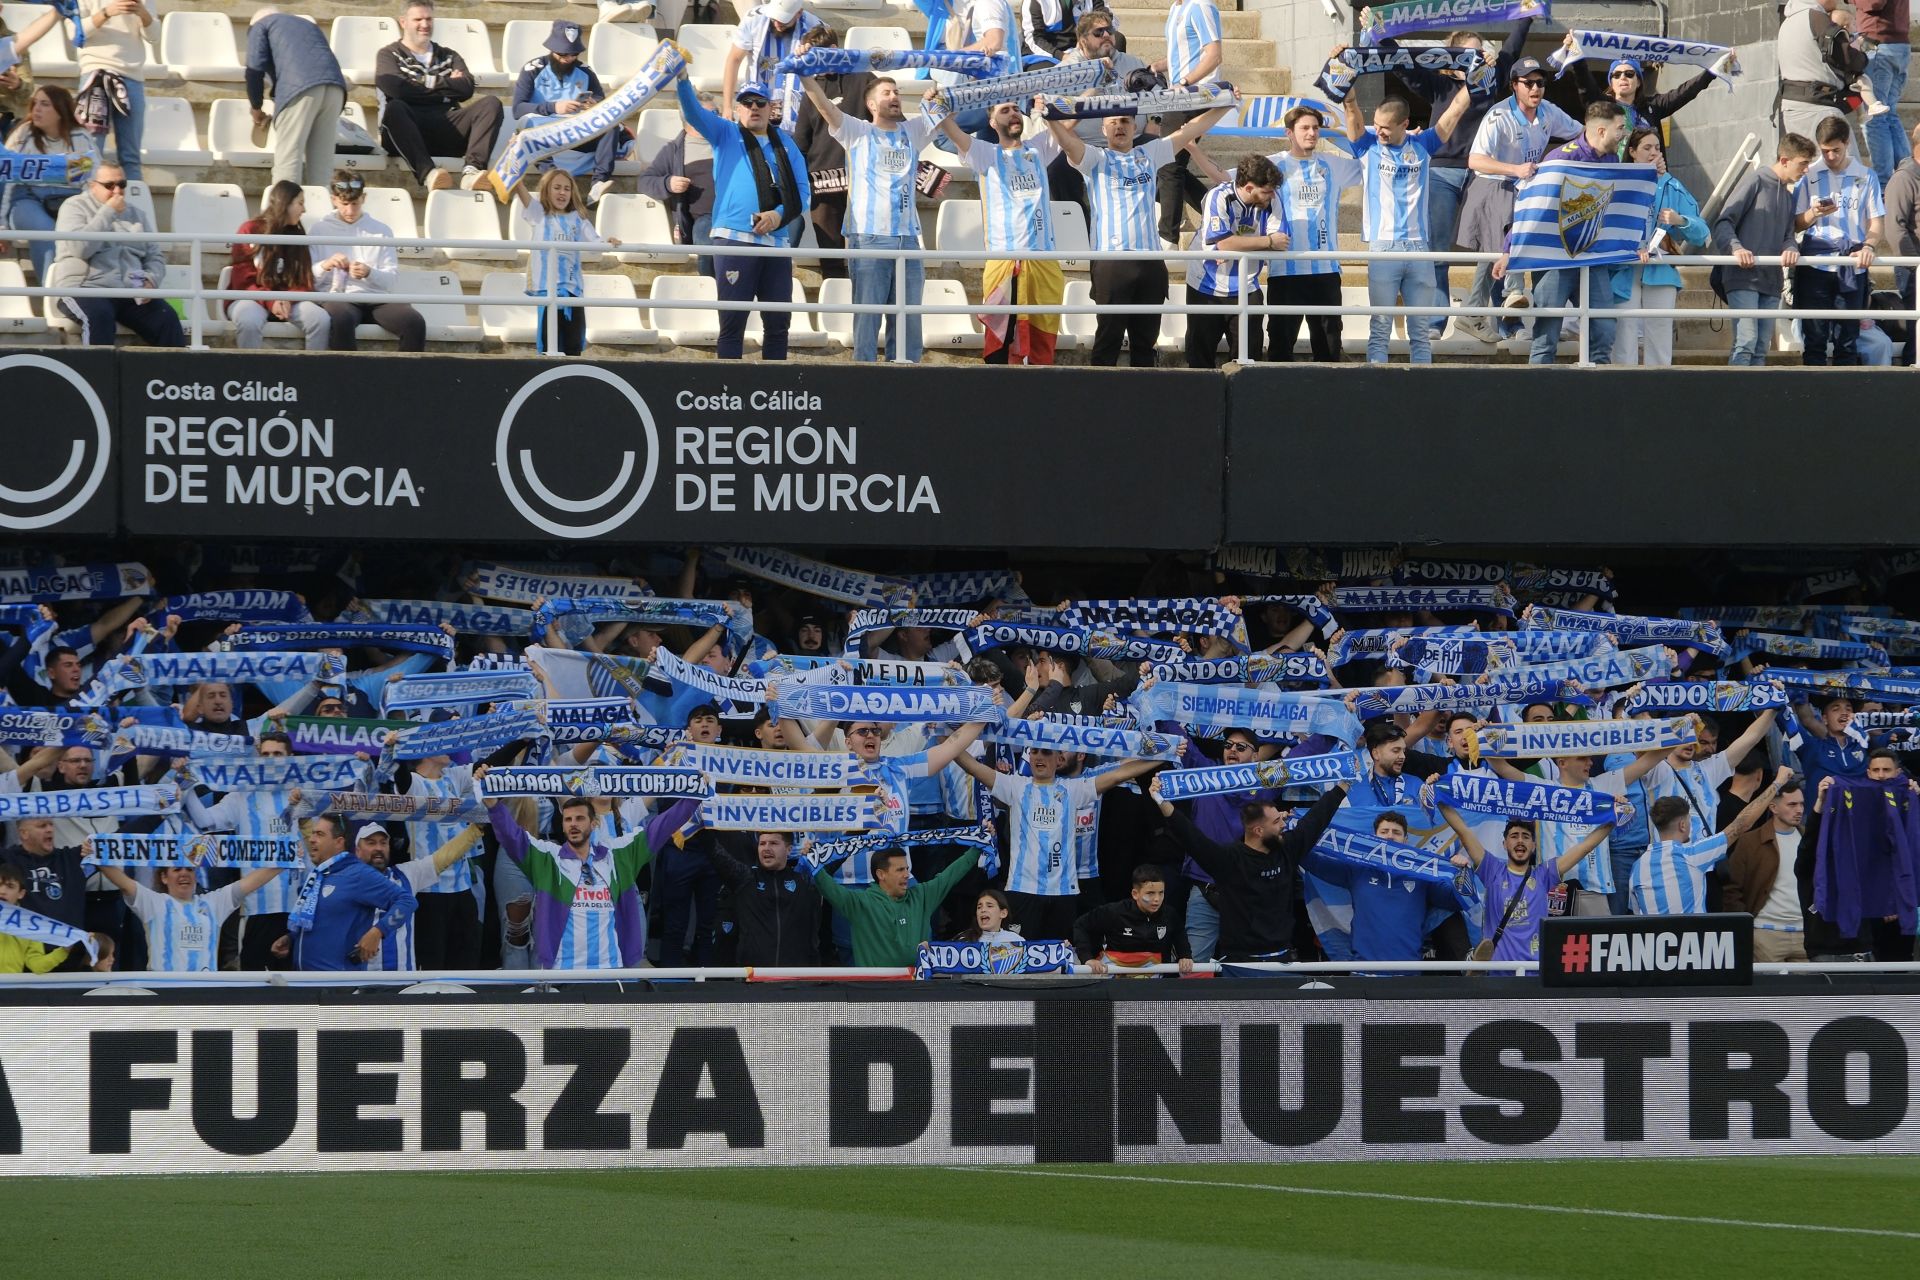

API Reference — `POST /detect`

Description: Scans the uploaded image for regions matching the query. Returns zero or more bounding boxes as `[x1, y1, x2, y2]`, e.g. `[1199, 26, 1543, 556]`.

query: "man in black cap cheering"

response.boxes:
[510, 17, 630, 205]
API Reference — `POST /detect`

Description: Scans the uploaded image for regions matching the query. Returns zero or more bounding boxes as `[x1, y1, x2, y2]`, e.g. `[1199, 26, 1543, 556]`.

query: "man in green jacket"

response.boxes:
[810, 844, 982, 966]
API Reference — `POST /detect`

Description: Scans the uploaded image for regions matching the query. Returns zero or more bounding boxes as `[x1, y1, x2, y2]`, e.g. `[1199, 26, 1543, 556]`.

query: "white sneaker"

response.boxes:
[1867, 101, 1892, 117]
[1457, 314, 1499, 343]
[459, 165, 487, 191]
[588, 179, 615, 206]
[598, 0, 654, 21]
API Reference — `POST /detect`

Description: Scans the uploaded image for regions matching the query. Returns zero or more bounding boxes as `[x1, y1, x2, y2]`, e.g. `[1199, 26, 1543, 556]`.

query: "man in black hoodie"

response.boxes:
[705, 830, 821, 966]
[1151, 773, 1349, 961]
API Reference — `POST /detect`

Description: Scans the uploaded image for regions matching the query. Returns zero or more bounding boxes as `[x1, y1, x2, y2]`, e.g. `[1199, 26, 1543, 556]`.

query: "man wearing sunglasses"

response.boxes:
[308, 169, 427, 350]
[49, 163, 185, 347]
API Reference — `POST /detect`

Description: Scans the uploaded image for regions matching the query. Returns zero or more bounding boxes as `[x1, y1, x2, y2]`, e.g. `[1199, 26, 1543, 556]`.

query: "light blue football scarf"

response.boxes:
[1063, 598, 1250, 649]
[0, 783, 179, 820]
[844, 607, 982, 653]
[1331, 585, 1516, 616]
[87, 833, 305, 868]
[391, 707, 543, 760]
[1622, 680, 1788, 714]
[1469, 716, 1695, 761]
[283, 714, 411, 756]
[652, 646, 778, 705]
[1678, 606, 1817, 629]
[1239, 595, 1341, 640]
[536, 698, 635, 744]
[525, 645, 655, 702]
[466, 563, 650, 606]
[1359, 0, 1548, 46]
[796, 819, 994, 875]
[955, 621, 1185, 664]
[1766, 669, 1920, 706]
[1384, 635, 1520, 676]
[929, 57, 1108, 112]
[477, 765, 710, 801]
[1158, 749, 1361, 801]
[1316, 44, 1493, 103]
[0, 561, 151, 602]
[1330, 626, 1482, 665]
[673, 743, 864, 788]
[182, 753, 367, 793]
[87, 651, 344, 702]
[776, 46, 1009, 78]
[1843, 617, 1920, 654]
[288, 791, 487, 826]
[702, 792, 883, 832]
[0, 148, 69, 183]
[1133, 682, 1364, 744]
[1309, 828, 1470, 895]
[1148, 652, 1331, 687]
[1508, 644, 1675, 690]
[0, 604, 40, 627]
[0, 902, 97, 962]
[1434, 774, 1621, 826]
[916, 938, 1078, 977]
[1523, 606, 1727, 656]
[774, 684, 1004, 724]
[1509, 565, 1619, 602]
[1335, 674, 1578, 719]
[710, 546, 913, 608]
[488, 39, 685, 196]
[753, 653, 965, 688]
[112, 721, 255, 758]
[0, 708, 115, 749]
[979, 715, 1183, 762]
[533, 595, 752, 652]
[1729, 632, 1885, 664]
[1505, 630, 1613, 661]
[383, 669, 542, 712]
[1852, 711, 1919, 731]
[228, 622, 456, 662]
[352, 598, 536, 637]
[144, 590, 310, 625]
[1038, 83, 1241, 120]
[287, 851, 353, 934]
[1549, 30, 1737, 84]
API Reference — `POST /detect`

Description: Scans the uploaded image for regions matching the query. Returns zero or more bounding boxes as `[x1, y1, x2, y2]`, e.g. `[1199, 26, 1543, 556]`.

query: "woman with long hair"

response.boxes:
[3, 85, 97, 282]
[229, 179, 329, 348]
[1610, 128, 1707, 367]
[513, 166, 619, 356]
[1562, 45, 1722, 143]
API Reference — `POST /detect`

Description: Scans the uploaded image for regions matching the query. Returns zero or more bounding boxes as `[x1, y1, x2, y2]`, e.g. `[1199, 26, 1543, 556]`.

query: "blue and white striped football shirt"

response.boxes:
[1163, 0, 1222, 86]
[1630, 833, 1728, 916]
[553, 851, 623, 968]
[992, 772, 1096, 897]
[839, 749, 933, 885]
[1267, 150, 1362, 276]
[1075, 137, 1175, 252]
[129, 881, 246, 973]
[1795, 158, 1885, 272]
[1187, 181, 1277, 296]
[833, 115, 935, 239]
[1353, 128, 1445, 245]
[406, 765, 475, 894]
[367, 857, 446, 972]
[195, 789, 300, 916]
[965, 134, 1060, 255]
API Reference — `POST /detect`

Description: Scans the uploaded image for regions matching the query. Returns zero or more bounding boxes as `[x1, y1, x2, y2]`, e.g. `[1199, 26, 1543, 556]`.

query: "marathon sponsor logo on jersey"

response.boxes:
[915, 939, 1077, 977]
[1541, 914, 1753, 987]
[0, 561, 151, 602]
[478, 766, 711, 801]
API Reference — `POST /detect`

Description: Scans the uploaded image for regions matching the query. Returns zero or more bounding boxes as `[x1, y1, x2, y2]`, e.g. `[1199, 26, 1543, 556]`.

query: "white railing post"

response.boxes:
[892, 247, 911, 365]
[1575, 267, 1592, 366]
[1235, 259, 1250, 365]
[543, 246, 561, 355]
[187, 238, 205, 350]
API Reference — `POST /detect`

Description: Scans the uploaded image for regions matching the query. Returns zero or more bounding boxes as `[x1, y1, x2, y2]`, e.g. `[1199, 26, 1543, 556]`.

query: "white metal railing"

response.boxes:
[7, 960, 1920, 989]
[5, 227, 1917, 367]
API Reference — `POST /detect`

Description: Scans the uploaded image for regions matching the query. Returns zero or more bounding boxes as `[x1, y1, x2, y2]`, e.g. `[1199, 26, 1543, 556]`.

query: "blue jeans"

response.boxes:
[1366, 240, 1437, 363]
[4, 189, 71, 281]
[493, 853, 535, 969]
[1608, 843, 1644, 915]
[109, 77, 147, 182]
[1425, 166, 1470, 333]
[1864, 41, 1911, 191]
[1530, 266, 1615, 364]
[1725, 288, 1778, 365]
[692, 213, 715, 279]
[1184, 884, 1219, 962]
[848, 231, 923, 362]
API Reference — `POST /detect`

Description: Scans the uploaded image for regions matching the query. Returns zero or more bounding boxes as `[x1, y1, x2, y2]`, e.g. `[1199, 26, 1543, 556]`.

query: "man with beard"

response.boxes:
[348, 821, 484, 971]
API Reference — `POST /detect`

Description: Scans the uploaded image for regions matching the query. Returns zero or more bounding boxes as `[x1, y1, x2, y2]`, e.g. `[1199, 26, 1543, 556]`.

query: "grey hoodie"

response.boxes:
[1777, 0, 1846, 91]
[49, 188, 165, 291]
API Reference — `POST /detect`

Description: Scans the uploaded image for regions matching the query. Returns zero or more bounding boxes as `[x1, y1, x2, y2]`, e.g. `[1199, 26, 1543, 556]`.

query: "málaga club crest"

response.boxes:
[1558, 178, 1614, 258]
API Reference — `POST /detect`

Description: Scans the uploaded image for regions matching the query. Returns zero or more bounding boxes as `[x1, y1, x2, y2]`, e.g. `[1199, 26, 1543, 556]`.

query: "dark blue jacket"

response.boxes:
[292, 855, 417, 971]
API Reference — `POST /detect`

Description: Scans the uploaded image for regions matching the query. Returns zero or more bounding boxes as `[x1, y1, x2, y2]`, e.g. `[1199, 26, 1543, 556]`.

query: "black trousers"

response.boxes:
[412, 891, 482, 969]
[1089, 259, 1167, 367]
[379, 95, 505, 182]
[239, 911, 291, 970]
[323, 299, 426, 351]
[1007, 890, 1078, 943]
[1185, 284, 1262, 368]
[1266, 272, 1343, 362]
[1154, 126, 1209, 244]
[1795, 264, 1865, 365]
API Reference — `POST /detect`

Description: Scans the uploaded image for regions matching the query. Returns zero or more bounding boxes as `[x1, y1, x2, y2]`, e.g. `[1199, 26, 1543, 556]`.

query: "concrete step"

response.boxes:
[1123, 35, 1273, 67]
[1110, 7, 1264, 38]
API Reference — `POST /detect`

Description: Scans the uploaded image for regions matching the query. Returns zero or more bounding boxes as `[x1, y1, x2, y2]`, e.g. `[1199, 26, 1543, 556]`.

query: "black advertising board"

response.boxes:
[0, 350, 119, 537]
[1540, 914, 1755, 987]
[119, 355, 1224, 548]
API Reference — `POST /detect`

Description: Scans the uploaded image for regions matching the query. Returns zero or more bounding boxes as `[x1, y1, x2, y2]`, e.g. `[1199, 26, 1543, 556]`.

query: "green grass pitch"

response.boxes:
[12, 1157, 1919, 1276]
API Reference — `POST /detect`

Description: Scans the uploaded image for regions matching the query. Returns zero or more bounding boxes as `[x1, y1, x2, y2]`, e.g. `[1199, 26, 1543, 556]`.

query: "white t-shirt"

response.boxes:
[1758, 827, 1803, 928]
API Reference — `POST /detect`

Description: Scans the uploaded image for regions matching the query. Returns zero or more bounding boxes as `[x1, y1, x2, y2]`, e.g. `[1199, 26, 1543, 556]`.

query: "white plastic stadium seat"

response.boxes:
[1157, 284, 1186, 352]
[140, 97, 212, 188]
[580, 273, 659, 345]
[1, 2, 75, 74]
[648, 273, 720, 345]
[423, 189, 513, 261]
[1051, 200, 1090, 272]
[331, 100, 390, 172]
[169, 182, 249, 241]
[161, 11, 245, 81]
[674, 24, 737, 92]
[1059, 277, 1095, 350]
[596, 193, 684, 263]
[932, 200, 983, 255]
[500, 20, 552, 73]
[206, 98, 271, 167]
[434, 17, 507, 89]
[618, 110, 683, 177]
[0, 262, 49, 335]
[479, 271, 538, 344]
[816, 275, 853, 343]
[122, 180, 160, 232]
[587, 22, 660, 83]
[398, 268, 483, 341]
[330, 15, 401, 85]
[845, 26, 911, 54]
[920, 277, 981, 349]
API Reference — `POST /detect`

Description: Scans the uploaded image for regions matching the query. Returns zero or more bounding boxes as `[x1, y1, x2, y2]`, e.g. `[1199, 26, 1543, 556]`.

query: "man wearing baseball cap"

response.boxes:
[510, 18, 629, 205]
[351, 820, 484, 971]
[724, 0, 825, 131]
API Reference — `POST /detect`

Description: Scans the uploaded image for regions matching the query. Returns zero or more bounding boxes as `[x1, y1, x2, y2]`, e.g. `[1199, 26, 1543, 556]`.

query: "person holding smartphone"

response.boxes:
[48, 161, 185, 346]
[1793, 115, 1884, 366]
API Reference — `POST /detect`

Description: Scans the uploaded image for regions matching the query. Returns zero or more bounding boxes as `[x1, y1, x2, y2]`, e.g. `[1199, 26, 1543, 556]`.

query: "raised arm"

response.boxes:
[426, 824, 484, 876]
[1438, 801, 1487, 868]
[800, 73, 844, 132]
[231, 865, 288, 900]
[1722, 706, 1779, 763]
[1552, 823, 1613, 879]
[1165, 104, 1231, 152]
[1723, 766, 1791, 842]
[1430, 83, 1471, 144]
[1092, 757, 1160, 794]
[1044, 114, 1085, 167]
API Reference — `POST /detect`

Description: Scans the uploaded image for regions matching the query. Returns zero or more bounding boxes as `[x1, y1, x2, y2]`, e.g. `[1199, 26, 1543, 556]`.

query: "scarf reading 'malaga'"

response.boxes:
[979, 715, 1183, 762]
[1523, 606, 1727, 656]
[85, 651, 344, 702]
[1133, 682, 1364, 744]
[181, 753, 366, 793]
[1332, 585, 1517, 615]
[1435, 773, 1621, 826]
[773, 683, 1003, 724]
[0, 561, 150, 603]
[352, 598, 535, 637]
[478, 765, 710, 800]
[1310, 829, 1469, 896]
[843, 608, 982, 654]
[390, 707, 543, 760]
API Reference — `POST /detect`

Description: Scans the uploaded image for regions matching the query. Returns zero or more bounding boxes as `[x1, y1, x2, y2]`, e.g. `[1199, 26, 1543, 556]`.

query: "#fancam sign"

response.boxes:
[1541, 915, 1754, 987]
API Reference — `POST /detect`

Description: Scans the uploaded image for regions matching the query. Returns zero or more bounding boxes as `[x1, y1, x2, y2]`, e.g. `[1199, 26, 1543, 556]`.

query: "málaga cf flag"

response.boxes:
[1506, 160, 1657, 272]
